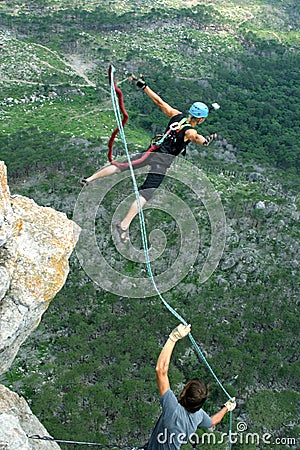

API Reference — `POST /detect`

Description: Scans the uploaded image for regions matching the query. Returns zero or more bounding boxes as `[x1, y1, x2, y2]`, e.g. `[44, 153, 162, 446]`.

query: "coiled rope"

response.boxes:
[108, 65, 234, 447]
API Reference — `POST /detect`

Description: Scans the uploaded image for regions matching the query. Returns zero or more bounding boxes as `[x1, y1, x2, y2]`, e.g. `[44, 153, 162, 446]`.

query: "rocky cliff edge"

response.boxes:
[0, 161, 81, 449]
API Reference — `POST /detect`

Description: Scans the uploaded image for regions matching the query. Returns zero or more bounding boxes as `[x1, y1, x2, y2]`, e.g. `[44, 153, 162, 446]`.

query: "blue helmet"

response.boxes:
[189, 102, 209, 118]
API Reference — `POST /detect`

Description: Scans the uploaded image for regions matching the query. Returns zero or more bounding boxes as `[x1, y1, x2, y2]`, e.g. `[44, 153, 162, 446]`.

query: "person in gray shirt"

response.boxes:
[147, 324, 236, 449]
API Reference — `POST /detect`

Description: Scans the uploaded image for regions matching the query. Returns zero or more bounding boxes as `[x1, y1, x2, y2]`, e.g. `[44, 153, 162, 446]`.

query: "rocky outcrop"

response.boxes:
[0, 385, 60, 450]
[0, 162, 80, 374]
[0, 161, 80, 449]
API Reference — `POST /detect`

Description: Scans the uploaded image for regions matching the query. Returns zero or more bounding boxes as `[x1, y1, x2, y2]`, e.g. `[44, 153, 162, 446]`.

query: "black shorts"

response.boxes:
[119, 151, 175, 201]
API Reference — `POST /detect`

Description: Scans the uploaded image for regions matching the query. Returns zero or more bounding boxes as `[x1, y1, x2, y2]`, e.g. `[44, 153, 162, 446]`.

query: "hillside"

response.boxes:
[0, 1, 299, 449]
[1, 0, 299, 181]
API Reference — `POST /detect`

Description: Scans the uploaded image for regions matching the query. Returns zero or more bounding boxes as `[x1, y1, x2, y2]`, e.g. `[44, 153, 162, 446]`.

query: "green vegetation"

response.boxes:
[0, 0, 299, 448]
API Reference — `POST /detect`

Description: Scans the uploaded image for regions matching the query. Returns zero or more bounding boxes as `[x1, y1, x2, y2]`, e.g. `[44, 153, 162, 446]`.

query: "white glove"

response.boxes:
[224, 397, 236, 412]
[169, 324, 191, 342]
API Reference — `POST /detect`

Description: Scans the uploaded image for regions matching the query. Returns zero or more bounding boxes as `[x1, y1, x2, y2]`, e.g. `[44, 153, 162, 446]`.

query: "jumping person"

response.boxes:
[80, 75, 217, 243]
[146, 324, 236, 449]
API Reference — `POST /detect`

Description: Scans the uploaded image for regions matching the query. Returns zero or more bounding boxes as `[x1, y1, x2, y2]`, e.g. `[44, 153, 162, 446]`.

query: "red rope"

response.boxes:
[107, 66, 129, 163]
[107, 66, 158, 169]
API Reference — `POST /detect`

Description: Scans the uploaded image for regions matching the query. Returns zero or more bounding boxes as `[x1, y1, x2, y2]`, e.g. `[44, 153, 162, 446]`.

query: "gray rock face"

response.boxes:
[0, 162, 81, 450]
[0, 162, 81, 375]
[0, 385, 60, 450]
[0, 267, 10, 301]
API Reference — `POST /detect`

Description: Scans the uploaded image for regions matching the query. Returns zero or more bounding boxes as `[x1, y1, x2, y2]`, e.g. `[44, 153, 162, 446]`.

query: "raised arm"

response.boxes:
[130, 73, 181, 118]
[156, 324, 191, 396]
[143, 85, 181, 117]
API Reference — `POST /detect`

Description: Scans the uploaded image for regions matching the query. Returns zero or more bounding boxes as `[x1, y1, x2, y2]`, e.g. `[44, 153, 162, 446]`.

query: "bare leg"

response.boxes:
[119, 195, 147, 240]
[86, 164, 121, 183]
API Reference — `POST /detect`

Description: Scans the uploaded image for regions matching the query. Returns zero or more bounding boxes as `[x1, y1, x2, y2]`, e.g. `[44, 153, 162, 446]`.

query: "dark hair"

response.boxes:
[178, 378, 208, 413]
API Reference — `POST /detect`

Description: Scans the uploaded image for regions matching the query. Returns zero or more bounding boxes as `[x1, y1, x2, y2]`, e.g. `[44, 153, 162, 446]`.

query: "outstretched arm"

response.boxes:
[156, 324, 191, 396]
[210, 407, 229, 427]
[210, 398, 237, 427]
[130, 74, 181, 117]
[185, 129, 217, 147]
[185, 128, 208, 146]
[143, 85, 181, 118]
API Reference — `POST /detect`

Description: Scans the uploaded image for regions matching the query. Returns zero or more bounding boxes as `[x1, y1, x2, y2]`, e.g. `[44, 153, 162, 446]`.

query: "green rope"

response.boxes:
[110, 66, 233, 448]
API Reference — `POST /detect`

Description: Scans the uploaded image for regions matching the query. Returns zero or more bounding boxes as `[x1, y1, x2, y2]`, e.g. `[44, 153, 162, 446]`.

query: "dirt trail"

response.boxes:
[1, 78, 95, 87]
[34, 43, 97, 87]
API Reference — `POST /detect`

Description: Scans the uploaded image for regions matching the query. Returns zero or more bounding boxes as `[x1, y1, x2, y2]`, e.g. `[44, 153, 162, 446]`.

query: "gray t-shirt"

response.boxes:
[147, 389, 212, 450]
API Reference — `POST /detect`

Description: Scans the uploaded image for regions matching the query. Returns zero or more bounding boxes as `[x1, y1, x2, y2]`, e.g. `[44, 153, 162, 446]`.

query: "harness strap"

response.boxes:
[154, 117, 191, 146]
[111, 143, 158, 170]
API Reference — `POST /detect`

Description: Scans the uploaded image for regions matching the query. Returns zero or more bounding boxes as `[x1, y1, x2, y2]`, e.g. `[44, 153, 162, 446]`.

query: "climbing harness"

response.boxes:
[109, 65, 235, 448]
[153, 117, 191, 146]
[108, 67, 191, 168]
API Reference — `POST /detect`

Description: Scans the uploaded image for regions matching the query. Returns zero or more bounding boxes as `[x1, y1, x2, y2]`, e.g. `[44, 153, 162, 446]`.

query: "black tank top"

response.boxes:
[158, 113, 192, 156]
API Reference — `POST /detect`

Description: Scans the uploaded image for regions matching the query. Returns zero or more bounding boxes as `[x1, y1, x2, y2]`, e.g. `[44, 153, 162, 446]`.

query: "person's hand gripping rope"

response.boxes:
[169, 323, 191, 342]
